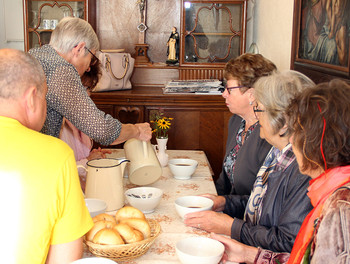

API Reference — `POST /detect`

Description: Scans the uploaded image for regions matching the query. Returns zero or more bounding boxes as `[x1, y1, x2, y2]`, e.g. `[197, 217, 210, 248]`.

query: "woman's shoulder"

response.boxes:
[323, 182, 350, 212]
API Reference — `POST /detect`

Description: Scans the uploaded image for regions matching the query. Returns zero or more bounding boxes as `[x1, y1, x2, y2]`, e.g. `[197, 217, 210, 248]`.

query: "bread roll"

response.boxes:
[92, 228, 124, 245]
[92, 213, 117, 223]
[115, 206, 146, 222]
[120, 218, 151, 239]
[86, 220, 115, 242]
[113, 223, 144, 244]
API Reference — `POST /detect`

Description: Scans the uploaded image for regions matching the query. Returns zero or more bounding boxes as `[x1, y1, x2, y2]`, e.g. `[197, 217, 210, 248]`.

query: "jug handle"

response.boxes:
[77, 165, 87, 172]
[143, 141, 148, 158]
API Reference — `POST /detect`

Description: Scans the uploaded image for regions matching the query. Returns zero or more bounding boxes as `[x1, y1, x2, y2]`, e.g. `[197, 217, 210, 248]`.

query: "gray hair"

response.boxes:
[0, 49, 46, 99]
[49, 17, 99, 54]
[254, 70, 315, 134]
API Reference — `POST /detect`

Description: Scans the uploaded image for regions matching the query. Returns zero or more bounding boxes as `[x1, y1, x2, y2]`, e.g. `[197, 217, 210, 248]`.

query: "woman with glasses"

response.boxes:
[211, 78, 350, 264]
[215, 53, 275, 196]
[185, 70, 314, 253]
[29, 17, 152, 146]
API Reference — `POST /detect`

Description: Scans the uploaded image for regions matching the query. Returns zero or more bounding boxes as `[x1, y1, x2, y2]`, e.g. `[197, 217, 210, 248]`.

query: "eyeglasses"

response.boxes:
[85, 47, 99, 66]
[253, 104, 265, 119]
[224, 85, 244, 94]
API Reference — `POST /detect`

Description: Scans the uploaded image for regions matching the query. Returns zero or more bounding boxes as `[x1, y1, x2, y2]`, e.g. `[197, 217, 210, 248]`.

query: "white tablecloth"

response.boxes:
[83, 149, 218, 263]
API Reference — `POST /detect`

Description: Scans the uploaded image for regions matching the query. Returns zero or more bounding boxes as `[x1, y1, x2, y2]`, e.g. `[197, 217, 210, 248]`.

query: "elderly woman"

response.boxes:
[29, 17, 152, 145]
[60, 61, 111, 192]
[185, 71, 314, 252]
[212, 79, 350, 263]
[215, 53, 275, 195]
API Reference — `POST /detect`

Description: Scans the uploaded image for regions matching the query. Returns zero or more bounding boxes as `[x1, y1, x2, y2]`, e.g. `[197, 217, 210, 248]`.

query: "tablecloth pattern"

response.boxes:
[83, 149, 218, 263]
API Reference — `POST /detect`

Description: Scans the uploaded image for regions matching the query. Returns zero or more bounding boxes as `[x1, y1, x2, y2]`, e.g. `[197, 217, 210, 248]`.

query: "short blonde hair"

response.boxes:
[50, 17, 99, 54]
[254, 70, 315, 134]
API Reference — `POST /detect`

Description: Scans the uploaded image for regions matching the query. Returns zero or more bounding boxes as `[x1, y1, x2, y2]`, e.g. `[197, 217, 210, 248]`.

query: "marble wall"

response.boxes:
[97, 0, 181, 63]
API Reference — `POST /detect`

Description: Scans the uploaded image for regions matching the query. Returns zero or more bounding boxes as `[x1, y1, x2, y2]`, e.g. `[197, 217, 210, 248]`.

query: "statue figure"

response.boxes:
[137, 0, 145, 22]
[166, 26, 179, 64]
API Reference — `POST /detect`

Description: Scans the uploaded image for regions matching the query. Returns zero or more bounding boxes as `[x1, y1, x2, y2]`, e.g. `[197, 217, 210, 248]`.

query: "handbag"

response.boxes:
[92, 51, 135, 92]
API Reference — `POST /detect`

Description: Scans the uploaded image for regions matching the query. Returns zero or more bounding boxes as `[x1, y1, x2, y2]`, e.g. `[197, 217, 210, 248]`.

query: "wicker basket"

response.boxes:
[85, 219, 161, 261]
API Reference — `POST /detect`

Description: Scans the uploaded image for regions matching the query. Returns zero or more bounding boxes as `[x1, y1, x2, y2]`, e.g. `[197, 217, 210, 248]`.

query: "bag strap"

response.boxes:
[105, 54, 129, 80]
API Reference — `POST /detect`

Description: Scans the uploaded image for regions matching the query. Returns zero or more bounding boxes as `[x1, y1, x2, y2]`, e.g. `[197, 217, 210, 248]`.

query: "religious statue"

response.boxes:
[137, 0, 145, 23]
[166, 26, 179, 64]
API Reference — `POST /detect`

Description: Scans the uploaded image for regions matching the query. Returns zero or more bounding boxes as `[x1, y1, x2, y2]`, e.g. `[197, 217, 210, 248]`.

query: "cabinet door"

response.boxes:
[23, 0, 96, 51]
[115, 106, 144, 124]
[146, 106, 230, 179]
[180, 0, 247, 66]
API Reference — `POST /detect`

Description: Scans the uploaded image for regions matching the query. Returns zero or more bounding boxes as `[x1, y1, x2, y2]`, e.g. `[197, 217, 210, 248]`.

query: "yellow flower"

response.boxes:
[157, 118, 171, 130]
[150, 110, 173, 138]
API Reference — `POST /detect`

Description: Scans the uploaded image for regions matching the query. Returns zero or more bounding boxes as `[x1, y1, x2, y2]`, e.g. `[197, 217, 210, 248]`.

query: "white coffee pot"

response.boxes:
[124, 139, 162, 185]
[80, 158, 129, 212]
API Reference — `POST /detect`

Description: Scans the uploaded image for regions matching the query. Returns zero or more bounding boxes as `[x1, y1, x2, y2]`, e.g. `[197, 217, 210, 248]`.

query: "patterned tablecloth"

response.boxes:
[83, 149, 218, 263]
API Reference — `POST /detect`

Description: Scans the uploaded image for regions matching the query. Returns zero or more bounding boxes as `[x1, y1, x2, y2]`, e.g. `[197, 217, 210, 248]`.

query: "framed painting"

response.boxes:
[290, 0, 350, 82]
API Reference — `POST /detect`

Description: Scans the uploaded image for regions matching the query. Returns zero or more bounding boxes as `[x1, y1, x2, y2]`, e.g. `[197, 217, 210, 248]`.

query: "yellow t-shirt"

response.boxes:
[0, 116, 93, 264]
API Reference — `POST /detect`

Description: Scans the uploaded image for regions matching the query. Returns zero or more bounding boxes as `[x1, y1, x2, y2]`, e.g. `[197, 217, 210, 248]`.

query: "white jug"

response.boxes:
[124, 139, 162, 185]
[82, 158, 129, 211]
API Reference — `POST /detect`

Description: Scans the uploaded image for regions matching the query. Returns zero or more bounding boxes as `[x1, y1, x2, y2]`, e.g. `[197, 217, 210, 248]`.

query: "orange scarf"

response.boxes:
[288, 165, 350, 264]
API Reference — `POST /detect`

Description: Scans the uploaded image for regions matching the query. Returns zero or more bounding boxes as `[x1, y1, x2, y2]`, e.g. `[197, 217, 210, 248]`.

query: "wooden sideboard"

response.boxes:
[90, 86, 232, 180]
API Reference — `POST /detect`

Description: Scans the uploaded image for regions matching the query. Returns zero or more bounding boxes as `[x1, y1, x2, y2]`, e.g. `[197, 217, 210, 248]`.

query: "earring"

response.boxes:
[249, 101, 253, 105]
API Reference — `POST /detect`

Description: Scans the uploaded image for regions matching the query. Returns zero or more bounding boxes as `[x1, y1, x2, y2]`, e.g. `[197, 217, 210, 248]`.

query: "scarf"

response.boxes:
[288, 165, 350, 264]
[244, 144, 295, 224]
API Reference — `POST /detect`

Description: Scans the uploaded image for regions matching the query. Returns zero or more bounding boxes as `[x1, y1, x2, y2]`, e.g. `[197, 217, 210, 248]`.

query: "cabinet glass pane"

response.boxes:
[183, 2, 243, 64]
[27, 1, 85, 49]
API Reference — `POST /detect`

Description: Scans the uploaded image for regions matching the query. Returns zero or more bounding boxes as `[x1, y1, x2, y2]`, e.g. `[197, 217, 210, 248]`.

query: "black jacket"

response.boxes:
[225, 159, 313, 252]
[215, 115, 271, 195]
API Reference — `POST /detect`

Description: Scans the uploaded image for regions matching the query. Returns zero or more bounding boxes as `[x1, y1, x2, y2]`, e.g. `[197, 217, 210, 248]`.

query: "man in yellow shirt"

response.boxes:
[0, 49, 93, 263]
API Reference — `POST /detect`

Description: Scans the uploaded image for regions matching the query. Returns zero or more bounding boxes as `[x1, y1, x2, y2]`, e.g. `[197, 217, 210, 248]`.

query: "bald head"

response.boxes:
[0, 49, 46, 99]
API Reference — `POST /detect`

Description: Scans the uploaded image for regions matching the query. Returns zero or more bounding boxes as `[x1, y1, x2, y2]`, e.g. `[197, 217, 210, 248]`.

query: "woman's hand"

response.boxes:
[200, 193, 226, 211]
[184, 210, 233, 236]
[210, 233, 259, 264]
[87, 147, 112, 160]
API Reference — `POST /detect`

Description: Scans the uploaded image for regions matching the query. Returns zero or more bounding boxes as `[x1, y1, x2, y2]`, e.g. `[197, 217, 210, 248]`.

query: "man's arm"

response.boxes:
[45, 237, 83, 264]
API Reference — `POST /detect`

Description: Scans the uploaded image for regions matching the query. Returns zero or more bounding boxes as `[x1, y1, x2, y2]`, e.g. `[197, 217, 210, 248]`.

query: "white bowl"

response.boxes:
[125, 187, 163, 214]
[70, 257, 117, 263]
[168, 159, 198, 180]
[176, 236, 224, 264]
[175, 196, 214, 219]
[84, 198, 107, 218]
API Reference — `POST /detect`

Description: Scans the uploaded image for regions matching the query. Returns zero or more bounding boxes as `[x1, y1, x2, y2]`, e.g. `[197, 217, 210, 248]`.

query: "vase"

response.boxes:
[155, 137, 169, 167]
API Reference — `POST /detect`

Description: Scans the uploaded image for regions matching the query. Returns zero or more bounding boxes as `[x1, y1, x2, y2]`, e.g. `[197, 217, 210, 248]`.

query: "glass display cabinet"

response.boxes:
[23, 0, 96, 51]
[180, 0, 247, 66]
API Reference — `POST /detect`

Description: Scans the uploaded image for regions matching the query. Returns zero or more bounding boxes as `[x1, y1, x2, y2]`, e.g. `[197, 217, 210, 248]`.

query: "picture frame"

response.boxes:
[290, 0, 350, 83]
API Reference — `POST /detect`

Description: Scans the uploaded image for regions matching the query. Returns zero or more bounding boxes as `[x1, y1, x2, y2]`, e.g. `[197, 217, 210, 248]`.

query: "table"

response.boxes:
[84, 149, 218, 263]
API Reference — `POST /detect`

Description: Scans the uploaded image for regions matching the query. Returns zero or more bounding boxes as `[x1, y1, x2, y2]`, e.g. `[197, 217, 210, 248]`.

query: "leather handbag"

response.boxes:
[92, 51, 135, 92]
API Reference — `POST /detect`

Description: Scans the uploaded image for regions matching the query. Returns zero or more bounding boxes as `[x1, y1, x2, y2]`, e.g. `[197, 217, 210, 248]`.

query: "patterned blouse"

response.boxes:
[223, 120, 259, 186]
[29, 45, 121, 146]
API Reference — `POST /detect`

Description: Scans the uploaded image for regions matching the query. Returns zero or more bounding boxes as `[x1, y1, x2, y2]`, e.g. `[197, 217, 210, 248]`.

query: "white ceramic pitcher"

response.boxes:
[124, 139, 162, 185]
[79, 158, 129, 211]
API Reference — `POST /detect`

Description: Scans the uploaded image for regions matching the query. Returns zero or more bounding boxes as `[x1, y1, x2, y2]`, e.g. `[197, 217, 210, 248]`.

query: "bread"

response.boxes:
[92, 213, 117, 223]
[120, 218, 151, 239]
[86, 220, 115, 242]
[113, 223, 144, 243]
[92, 228, 124, 245]
[86, 206, 152, 245]
[115, 206, 146, 223]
